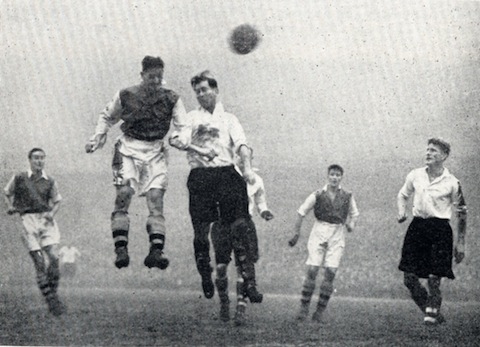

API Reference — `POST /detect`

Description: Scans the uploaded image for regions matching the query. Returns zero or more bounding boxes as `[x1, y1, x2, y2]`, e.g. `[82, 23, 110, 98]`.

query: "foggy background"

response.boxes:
[1, 1, 479, 301]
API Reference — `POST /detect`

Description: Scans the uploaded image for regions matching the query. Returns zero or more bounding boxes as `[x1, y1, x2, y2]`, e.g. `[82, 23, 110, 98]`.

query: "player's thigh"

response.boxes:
[143, 153, 168, 193]
[211, 222, 233, 265]
[187, 170, 218, 222]
[306, 234, 327, 267]
[40, 222, 61, 251]
[324, 242, 344, 269]
[218, 169, 249, 223]
[21, 214, 42, 251]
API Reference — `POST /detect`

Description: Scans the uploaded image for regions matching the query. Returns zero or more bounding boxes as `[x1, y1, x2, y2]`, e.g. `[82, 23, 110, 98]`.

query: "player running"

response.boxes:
[4, 148, 66, 316]
[85, 56, 188, 270]
[397, 138, 467, 326]
[289, 164, 359, 322]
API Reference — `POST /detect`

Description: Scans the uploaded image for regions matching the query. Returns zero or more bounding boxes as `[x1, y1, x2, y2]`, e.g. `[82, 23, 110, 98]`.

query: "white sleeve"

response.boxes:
[398, 171, 415, 199]
[297, 193, 316, 217]
[92, 91, 123, 137]
[169, 98, 191, 149]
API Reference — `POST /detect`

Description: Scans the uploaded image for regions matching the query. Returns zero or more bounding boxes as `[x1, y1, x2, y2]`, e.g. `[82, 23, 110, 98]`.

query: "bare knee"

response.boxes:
[115, 185, 134, 210]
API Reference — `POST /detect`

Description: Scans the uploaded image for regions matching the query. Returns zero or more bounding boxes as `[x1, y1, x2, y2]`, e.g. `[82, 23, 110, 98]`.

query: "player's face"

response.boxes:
[327, 169, 343, 188]
[29, 151, 46, 172]
[425, 144, 446, 166]
[141, 67, 164, 92]
[193, 81, 218, 112]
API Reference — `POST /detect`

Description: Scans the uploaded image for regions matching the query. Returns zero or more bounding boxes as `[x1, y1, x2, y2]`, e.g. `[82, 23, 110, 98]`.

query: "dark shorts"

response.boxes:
[187, 166, 249, 224]
[210, 218, 259, 265]
[399, 217, 454, 279]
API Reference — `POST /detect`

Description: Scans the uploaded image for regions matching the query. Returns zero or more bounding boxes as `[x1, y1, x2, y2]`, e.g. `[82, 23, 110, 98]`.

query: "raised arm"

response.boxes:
[85, 92, 123, 153]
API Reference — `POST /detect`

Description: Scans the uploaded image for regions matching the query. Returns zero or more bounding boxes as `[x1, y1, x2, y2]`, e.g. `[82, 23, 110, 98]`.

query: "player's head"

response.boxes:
[28, 148, 46, 172]
[426, 138, 450, 166]
[191, 70, 219, 112]
[140, 56, 164, 92]
[327, 164, 344, 188]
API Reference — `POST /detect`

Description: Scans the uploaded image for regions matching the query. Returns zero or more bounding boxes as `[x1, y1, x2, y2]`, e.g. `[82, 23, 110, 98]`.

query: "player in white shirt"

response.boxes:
[170, 70, 262, 324]
[397, 138, 467, 326]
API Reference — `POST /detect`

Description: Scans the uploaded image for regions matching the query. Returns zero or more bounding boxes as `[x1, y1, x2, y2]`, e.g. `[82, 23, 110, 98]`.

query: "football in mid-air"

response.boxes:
[228, 24, 261, 55]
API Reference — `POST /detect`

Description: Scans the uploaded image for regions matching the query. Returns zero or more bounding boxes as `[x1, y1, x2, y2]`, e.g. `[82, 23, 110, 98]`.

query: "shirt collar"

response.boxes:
[424, 166, 451, 182]
[321, 184, 342, 192]
[28, 169, 48, 179]
[199, 102, 225, 115]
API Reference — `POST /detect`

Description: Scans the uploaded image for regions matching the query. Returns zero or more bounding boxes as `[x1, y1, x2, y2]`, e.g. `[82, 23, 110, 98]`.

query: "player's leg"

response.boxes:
[231, 218, 263, 303]
[403, 272, 428, 313]
[187, 169, 218, 299]
[424, 220, 454, 325]
[215, 263, 230, 322]
[112, 185, 134, 268]
[211, 221, 233, 321]
[424, 275, 443, 325]
[43, 244, 60, 294]
[297, 265, 320, 321]
[312, 227, 343, 322]
[312, 267, 337, 322]
[234, 265, 248, 326]
[221, 167, 262, 303]
[22, 214, 63, 315]
[111, 142, 135, 268]
[144, 188, 169, 269]
[43, 243, 67, 315]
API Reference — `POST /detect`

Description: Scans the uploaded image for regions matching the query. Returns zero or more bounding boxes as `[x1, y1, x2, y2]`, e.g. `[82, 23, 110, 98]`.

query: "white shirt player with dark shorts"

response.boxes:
[297, 185, 359, 268]
[398, 167, 466, 279]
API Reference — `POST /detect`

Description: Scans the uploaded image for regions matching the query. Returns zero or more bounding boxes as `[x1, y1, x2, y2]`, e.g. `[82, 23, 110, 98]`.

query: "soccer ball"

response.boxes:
[228, 24, 261, 55]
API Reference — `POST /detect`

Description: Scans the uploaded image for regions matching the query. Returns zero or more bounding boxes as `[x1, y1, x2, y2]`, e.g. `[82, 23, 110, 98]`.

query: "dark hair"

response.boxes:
[191, 70, 218, 89]
[141, 56, 164, 72]
[328, 164, 344, 175]
[28, 148, 45, 159]
[428, 138, 450, 155]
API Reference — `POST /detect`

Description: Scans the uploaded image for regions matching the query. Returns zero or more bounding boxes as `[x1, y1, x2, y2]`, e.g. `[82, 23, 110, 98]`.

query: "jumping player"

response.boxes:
[169, 70, 263, 323]
[397, 138, 467, 326]
[85, 56, 188, 270]
[289, 164, 359, 322]
[4, 148, 66, 316]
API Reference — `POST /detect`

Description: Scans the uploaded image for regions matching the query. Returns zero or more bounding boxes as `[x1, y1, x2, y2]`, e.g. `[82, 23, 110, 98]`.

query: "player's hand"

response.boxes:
[454, 244, 465, 264]
[288, 233, 299, 247]
[397, 214, 407, 223]
[85, 134, 107, 153]
[7, 207, 18, 215]
[261, 210, 274, 221]
[169, 135, 189, 150]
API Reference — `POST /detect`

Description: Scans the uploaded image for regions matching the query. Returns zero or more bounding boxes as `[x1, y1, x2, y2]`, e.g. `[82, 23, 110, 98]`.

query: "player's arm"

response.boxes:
[85, 92, 123, 153]
[346, 195, 359, 232]
[4, 175, 17, 215]
[454, 182, 467, 264]
[255, 180, 274, 221]
[228, 115, 255, 184]
[397, 172, 414, 223]
[169, 98, 192, 151]
[289, 192, 315, 247]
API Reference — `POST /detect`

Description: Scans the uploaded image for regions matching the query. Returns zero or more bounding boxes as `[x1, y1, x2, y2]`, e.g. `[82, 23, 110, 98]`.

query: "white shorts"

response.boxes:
[21, 213, 60, 251]
[306, 220, 345, 268]
[113, 135, 168, 196]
